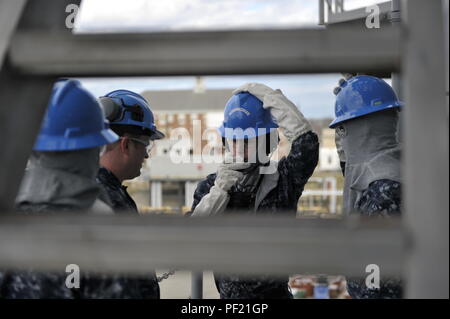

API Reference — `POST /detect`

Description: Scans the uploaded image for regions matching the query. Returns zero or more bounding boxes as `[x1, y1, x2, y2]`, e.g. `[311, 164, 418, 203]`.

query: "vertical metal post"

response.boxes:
[191, 272, 203, 299]
[0, 0, 81, 211]
[0, 63, 55, 211]
[319, 0, 325, 25]
[390, 0, 403, 142]
[326, 177, 337, 214]
[177, 181, 182, 210]
[150, 182, 162, 207]
[326, 0, 333, 22]
[444, 0, 449, 111]
[185, 181, 196, 208]
[391, 0, 402, 97]
[390, 0, 401, 98]
[402, 0, 449, 298]
[335, 0, 344, 13]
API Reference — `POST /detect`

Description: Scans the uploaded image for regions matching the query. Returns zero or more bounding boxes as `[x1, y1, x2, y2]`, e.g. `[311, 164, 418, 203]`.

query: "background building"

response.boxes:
[319, 128, 341, 171]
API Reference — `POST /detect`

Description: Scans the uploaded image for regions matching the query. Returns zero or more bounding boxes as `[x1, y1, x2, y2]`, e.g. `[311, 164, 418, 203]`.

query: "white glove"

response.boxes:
[191, 159, 250, 217]
[215, 161, 250, 192]
[233, 82, 274, 101]
[233, 83, 312, 142]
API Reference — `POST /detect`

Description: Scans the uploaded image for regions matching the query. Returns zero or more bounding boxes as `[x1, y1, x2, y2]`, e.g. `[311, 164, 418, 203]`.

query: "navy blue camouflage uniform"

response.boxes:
[96, 167, 139, 212]
[0, 269, 160, 299]
[356, 180, 401, 217]
[95, 167, 160, 299]
[190, 131, 319, 299]
[341, 159, 403, 299]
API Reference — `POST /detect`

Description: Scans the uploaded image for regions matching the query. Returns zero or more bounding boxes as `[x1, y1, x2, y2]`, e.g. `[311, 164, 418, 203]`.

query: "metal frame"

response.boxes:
[401, 0, 449, 299]
[0, 0, 448, 298]
[0, 0, 26, 66]
[9, 28, 400, 76]
[0, 214, 404, 276]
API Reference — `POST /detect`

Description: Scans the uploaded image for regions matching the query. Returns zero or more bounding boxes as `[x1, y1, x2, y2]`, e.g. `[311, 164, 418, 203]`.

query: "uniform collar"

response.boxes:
[98, 167, 123, 188]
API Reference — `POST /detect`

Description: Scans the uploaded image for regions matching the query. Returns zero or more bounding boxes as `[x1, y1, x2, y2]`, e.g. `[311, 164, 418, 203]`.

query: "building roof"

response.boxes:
[140, 89, 233, 112]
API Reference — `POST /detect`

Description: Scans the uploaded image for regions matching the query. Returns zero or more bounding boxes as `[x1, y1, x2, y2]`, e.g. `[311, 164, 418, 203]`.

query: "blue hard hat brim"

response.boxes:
[150, 129, 165, 140]
[218, 125, 277, 139]
[329, 101, 403, 128]
[33, 128, 119, 151]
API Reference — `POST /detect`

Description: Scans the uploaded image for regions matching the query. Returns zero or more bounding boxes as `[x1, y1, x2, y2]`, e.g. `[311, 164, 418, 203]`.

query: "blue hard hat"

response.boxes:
[329, 75, 403, 128]
[33, 80, 119, 151]
[99, 89, 164, 140]
[218, 92, 278, 139]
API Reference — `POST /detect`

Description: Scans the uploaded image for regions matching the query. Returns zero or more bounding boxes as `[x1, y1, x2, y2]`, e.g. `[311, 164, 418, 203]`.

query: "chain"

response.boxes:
[157, 269, 177, 282]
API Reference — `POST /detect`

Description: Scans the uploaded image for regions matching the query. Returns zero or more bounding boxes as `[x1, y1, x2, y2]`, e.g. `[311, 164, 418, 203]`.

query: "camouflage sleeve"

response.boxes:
[357, 179, 402, 217]
[277, 131, 319, 202]
[346, 276, 403, 299]
[189, 174, 216, 213]
[0, 271, 74, 299]
[79, 273, 160, 299]
[0, 271, 160, 299]
[348, 179, 403, 299]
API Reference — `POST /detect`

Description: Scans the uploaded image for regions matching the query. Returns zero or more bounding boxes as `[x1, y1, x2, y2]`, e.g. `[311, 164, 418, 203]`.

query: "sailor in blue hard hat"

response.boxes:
[218, 92, 279, 164]
[99, 89, 164, 140]
[96, 89, 164, 299]
[330, 74, 403, 129]
[331, 74, 403, 299]
[97, 89, 164, 212]
[189, 83, 320, 299]
[16, 79, 118, 213]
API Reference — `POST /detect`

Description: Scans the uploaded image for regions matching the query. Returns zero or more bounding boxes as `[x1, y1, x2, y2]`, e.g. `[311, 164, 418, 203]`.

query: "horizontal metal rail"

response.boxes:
[0, 0, 26, 66]
[0, 214, 405, 277]
[8, 28, 401, 76]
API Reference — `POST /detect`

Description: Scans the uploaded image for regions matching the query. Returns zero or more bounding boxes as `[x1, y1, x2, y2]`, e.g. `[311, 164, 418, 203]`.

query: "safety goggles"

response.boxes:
[122, 137, 154, 153]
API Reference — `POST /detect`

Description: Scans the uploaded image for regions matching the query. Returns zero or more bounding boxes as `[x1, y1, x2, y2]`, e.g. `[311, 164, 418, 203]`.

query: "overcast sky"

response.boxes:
[75, 0, 385, 32]
[74, 0, 387, 120]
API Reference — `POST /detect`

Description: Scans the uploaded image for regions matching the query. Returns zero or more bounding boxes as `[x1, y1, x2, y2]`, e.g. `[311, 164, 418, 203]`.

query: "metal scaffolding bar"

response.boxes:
[0, 63, 55, 211]
[191, 272, 203, 299]
[0, 214, 404, 277]
[0, 0, 75, 212]
[319, 0, 325, 25]
[8, 28, 401, 76]
[0, 0, 26, 66]
[390, 0, 402, 99]
[402, 0, 449, 299]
